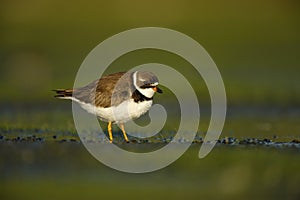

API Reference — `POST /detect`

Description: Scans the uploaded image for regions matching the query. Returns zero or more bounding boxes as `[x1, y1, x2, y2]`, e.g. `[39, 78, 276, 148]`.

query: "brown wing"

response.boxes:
[73, 72, 135, 108]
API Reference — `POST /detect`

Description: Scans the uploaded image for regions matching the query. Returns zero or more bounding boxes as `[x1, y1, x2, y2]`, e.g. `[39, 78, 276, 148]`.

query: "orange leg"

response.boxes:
[108, 121, 113, 143]
[120, 123, 129, 142]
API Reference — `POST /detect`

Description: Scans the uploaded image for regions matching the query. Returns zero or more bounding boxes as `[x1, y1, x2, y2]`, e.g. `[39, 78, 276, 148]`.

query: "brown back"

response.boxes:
[73, 72, 135, 108]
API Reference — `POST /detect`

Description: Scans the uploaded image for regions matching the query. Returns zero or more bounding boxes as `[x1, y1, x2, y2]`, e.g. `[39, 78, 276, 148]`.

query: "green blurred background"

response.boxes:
[1, 0, 300, 105]
[1, 0, 300, 199]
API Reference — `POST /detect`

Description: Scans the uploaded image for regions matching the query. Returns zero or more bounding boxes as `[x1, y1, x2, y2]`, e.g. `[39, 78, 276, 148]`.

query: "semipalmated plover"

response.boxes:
[53, 71, 162, 143]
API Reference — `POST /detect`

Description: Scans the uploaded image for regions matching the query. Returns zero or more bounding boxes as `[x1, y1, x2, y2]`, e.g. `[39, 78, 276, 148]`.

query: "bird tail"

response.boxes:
[53, 89, 73, 99]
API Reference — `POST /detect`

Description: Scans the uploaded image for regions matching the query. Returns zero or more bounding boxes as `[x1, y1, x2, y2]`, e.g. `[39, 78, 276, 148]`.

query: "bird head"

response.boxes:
[133, 71, 163, 98]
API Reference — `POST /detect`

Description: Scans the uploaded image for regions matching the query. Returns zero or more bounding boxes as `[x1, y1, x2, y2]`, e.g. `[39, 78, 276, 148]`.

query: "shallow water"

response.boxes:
[1, 103, 300, 199]
[1, 142, 300, 200]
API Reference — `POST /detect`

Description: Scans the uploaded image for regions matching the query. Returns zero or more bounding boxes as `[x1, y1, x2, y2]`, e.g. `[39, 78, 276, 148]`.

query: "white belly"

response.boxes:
[77, 99, 153, 123]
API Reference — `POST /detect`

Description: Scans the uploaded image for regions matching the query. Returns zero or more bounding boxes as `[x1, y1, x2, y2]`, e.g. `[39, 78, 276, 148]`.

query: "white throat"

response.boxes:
[133, 71, 155, 98]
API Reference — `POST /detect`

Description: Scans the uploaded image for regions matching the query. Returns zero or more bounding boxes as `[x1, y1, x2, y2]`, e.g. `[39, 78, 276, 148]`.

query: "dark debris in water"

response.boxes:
[216, 137, 300, 149]
[1, 135, 45, 143]
[0, 134, 300, 149]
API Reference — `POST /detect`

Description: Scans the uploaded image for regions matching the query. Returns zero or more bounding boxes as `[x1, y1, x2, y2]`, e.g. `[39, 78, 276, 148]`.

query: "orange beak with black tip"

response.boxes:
[153, 86, 163, 93]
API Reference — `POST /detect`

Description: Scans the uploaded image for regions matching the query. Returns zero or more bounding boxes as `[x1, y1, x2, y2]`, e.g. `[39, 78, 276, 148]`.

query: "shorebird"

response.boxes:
[53, 71, 162, 143]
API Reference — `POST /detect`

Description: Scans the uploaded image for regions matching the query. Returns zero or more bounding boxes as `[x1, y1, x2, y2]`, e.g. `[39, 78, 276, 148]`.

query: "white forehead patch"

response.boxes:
[150, 82, 158, 86]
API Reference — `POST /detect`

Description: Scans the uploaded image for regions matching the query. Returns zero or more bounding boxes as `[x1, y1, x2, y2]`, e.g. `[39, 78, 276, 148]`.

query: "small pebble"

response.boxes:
[162, 138, 168, 143]
[131, 139, 138, 144]
[221, 137, 236, 144]
[139, 139, 149, 143]
[193, 139, 203, 144]
[291, 139, 300, 143]
[36, 137, 44, 142]
[263, 138, 271, 143]
[59, 139, 67, 143]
